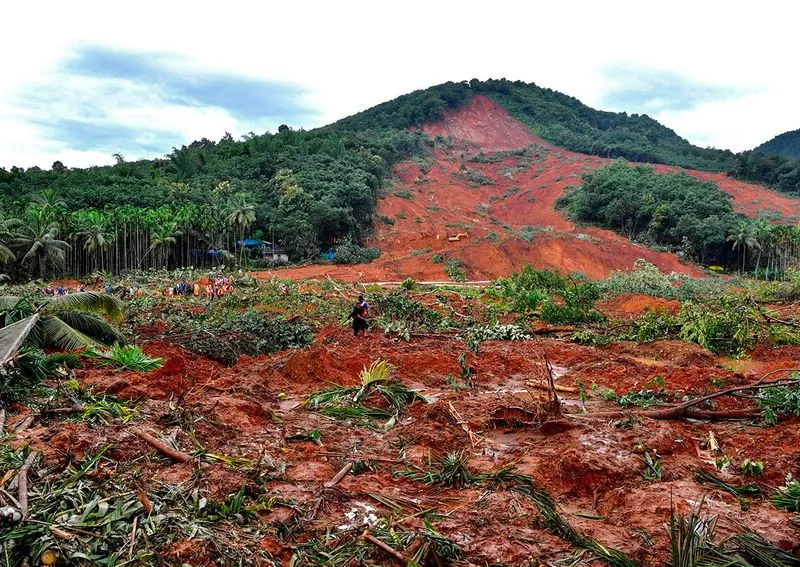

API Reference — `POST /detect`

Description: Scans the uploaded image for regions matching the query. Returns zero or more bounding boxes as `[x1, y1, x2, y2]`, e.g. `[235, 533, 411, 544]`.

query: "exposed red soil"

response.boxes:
[598, 293, 680, 319]
[421, 93, 544, 152]
[13, 314, 798, 564]
[260, 94, 799, 284]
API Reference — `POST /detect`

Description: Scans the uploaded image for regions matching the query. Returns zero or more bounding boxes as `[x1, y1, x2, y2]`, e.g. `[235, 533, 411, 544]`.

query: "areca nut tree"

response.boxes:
[76, 210, 114, 272]
[226, 193, 256, 264]
[727, 220, 761, 274]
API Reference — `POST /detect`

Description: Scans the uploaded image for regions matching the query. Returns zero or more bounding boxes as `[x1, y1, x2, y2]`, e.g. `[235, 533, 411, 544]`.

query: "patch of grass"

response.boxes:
[617, 389, 668, 409]
[444, 259, 467, 282]
[641, 451, 663, 481]
[393, 189, 413, 199]
[668, 496, 716, 567]
[305, 361, 425, 428]
[476, 462, 533, 487]
[80, 394, 138, 425]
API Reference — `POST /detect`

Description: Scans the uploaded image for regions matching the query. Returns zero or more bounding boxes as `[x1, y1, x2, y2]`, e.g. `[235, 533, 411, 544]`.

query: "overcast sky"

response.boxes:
[1, 0, 797, 169]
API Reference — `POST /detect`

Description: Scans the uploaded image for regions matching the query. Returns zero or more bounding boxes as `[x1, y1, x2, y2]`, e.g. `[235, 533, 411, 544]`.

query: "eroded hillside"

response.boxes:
[267, 95, 800, 282]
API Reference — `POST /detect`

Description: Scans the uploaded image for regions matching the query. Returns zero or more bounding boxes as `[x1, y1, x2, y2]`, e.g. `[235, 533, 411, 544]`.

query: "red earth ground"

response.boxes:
[14, 314, 797, 564]
[259, 94, 800, 283]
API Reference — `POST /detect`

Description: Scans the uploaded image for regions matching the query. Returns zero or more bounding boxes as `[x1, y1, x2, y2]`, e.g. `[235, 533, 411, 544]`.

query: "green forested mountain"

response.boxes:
[469, 79, 735, 171]
[754, 129, 800, 160]
[0, 78, 785, 279]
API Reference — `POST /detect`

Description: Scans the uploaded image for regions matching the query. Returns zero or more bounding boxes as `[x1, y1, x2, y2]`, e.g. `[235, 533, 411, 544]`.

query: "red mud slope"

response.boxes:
[263, 95, 800, 283]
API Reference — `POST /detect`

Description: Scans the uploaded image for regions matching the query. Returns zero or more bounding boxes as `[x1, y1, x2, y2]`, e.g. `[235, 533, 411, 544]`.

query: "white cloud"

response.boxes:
[1, 0, 799, 168]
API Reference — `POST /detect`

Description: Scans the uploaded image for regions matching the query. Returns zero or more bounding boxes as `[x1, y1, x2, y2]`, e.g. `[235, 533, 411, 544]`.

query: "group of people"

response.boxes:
[41, 285, 85, 296]
[163, 275, 235, 299]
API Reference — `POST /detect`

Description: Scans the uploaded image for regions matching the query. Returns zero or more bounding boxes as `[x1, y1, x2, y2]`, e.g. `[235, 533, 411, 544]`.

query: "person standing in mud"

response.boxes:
[349, 295, 369, 336]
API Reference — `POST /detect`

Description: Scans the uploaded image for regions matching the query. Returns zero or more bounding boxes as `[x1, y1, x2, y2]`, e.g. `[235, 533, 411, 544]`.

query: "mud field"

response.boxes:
[4, 286, 799, 565]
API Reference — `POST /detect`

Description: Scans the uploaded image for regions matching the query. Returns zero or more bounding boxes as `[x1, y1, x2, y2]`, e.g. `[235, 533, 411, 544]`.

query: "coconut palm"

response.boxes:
[32, 187, 66, 211]
[226, 193, 256, 264]
[13, 208, 71, 279]
[0, 214, 21, 265]
[0, 291, 124, 350]
[727, 220, 761, 274]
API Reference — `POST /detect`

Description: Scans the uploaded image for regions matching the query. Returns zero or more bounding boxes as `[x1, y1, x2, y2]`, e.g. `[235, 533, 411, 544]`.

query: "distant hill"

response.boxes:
[0, 77, 760, 279]
[753, 129, 800, 159]
[335, 79, 736, 171]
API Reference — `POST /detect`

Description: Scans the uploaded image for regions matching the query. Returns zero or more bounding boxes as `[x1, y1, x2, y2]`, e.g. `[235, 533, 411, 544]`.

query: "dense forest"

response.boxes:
[0, 78, 796, 280]
[754, 128, 800, 160]
[558, 161, 800, 276]
[0, 81, 482, 279]
[469, 79, 736, 171]
[729, 151, 800, 195]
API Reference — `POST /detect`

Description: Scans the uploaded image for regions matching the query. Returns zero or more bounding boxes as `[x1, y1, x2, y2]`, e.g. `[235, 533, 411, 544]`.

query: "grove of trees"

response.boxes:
[558, 161, 800, 276]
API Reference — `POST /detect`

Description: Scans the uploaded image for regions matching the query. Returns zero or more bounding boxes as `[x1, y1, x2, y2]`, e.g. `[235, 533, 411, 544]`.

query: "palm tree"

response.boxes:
[145, 222, 181, 269]
[76, 211, 113, 272]
[750, 217, 771, 276]
[727, 220, 761, 274]
[0, 214, 21, 265]
[226, 193, 256, 264]
[0, 291, 124, 350]
[13, 208, 71, 279]
[32, 188, 66, 210]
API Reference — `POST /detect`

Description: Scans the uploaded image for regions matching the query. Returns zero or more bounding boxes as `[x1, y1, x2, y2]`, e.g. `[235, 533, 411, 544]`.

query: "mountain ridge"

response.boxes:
[754, 128, 800, 159]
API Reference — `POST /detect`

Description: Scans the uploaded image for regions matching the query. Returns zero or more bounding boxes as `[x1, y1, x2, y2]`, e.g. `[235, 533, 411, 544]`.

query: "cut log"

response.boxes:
[134, 430, 193, 463]
[17, 451, 38, 517]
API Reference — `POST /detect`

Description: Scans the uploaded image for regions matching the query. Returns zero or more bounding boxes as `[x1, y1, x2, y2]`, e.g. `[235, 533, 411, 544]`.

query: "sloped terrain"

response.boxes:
[266, 95, 800, 283]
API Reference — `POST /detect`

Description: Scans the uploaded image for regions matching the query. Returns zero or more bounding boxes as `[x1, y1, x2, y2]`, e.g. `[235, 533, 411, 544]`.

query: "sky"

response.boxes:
[1, 0, 797, 169]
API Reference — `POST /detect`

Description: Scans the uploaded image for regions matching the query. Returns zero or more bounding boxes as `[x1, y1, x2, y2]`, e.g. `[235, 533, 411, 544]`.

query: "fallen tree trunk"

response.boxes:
[17, 451, 39, 517]
[571, 371, 800, 422]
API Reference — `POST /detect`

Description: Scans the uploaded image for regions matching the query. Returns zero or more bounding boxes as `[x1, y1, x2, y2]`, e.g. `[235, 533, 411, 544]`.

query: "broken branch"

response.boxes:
[134, 429, 193, 463]
[362, 531, 408, 563]
[324, 461, 353, 488]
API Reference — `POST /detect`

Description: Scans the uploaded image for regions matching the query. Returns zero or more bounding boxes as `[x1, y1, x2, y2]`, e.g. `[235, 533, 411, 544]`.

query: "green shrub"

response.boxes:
[0, 348, 79, 405]
[444, 259, 467, 282]
[465, 323, 530, 353]
[333, 240, 381, 264]
[431, 254, 443, 264]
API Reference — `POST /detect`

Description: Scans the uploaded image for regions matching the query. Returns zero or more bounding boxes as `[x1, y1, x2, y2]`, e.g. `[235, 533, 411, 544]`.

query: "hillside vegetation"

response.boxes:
[0, 78, 792, 280]
[754, 128, 800, 159]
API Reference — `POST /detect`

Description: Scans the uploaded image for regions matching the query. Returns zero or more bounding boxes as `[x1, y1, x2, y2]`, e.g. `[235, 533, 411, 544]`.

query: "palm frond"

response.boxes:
[38, 315, 104, 350]
[47, 291, 124, 321]
[55, 312, 125, 346]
